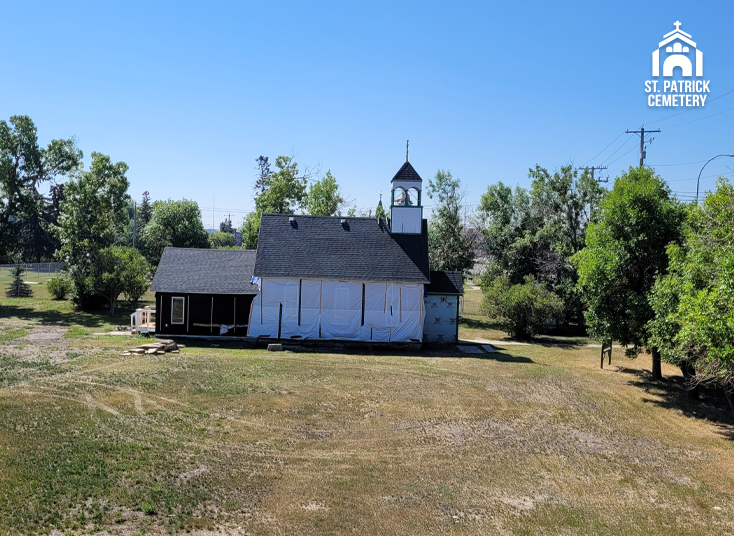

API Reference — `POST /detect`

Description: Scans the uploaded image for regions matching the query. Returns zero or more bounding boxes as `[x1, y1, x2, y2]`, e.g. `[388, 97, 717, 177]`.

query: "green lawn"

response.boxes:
[0, 285, 733, 535]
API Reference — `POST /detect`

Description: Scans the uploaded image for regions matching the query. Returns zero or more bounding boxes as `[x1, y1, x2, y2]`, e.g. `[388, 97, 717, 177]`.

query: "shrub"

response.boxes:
[47, 275, 72, 300]
[481, 275, 564, 338]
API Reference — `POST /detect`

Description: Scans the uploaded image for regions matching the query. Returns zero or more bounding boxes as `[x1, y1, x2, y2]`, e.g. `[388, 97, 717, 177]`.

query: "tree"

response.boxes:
[527, 165, 605, 321]
[648, 178, 734, 398]
[219, 216, 234, 234]
[139, 191, 152, 227]
[476, 166, 604, 323]
[208, 231, 236, 248]
[5, 262, 32, 298]
[304, 171, 343, 216]
[254, 156, 272, 193]
[0, 115, 81, 262]
[476, 181, 532, 282]
[241, 155, 311, 250]
[573, 166, 686, 379]
[255, 156, 308, 215]
[142, 199, 210, 265]
[375, 197, 386, 220]
[91, 246, 150, 315]
[54, 152, 130, 306]
[240, 211, 261, 249]
[426, 170, 475, 274]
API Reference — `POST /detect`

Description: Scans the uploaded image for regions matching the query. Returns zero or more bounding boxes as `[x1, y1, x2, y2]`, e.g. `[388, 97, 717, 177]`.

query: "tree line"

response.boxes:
[473, 162, 734, 403]
[0, 116, 377, 313]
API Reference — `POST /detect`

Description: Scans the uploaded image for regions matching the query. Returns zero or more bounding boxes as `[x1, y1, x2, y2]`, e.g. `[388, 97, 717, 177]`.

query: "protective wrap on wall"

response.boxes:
[247, 279, 425, 342]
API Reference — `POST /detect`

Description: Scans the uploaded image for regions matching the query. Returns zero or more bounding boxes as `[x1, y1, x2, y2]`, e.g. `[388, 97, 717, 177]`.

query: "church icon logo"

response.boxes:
[652, 21, 702, 77]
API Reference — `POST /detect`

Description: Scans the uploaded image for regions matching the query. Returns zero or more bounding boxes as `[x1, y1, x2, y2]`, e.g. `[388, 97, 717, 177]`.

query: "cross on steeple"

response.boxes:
[674, 21, 681, 30]
[406, 140, 409, 162]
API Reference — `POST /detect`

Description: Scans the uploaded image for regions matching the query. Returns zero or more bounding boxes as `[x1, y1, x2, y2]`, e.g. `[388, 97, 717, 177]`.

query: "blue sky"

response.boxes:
[2, 0, 732, 228]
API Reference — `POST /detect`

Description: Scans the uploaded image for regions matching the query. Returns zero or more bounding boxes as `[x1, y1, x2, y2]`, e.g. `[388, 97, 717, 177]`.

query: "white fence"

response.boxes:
[0, 262, 65, 279]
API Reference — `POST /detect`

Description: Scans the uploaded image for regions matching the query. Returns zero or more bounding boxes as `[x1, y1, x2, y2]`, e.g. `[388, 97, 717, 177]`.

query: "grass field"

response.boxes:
[0, 283, 733, 535]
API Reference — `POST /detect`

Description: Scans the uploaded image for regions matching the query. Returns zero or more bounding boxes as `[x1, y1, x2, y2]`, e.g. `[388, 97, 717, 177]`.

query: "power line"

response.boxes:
[667, 171, 732, 182]
[606, 142, 642, 167]
[581, 132, 625, 168]
[648, 159, 709, 167]
[644, 87, 734, 126]
[600, 136, 635, 165]
[665, 105, 734, 128]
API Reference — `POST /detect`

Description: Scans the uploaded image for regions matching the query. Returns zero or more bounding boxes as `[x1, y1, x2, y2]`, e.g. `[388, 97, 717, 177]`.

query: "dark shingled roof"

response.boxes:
[425, 271, 464, 295]
[150, 248, 259, 294]
[391, 161, 423, 182]
[254, 214, 430, 283]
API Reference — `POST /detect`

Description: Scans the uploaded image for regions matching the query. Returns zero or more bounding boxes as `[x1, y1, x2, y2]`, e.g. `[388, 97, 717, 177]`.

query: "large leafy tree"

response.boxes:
[208, 231, 236, 248]
[526, 165, 605, 320]
[426, 169, 475, 273]
[55, 152, 130, 306]
[142, 199, 210, 265]
[240, 155, 311, 249]
[573, 166, 686, 379]
[0, 115, 81, 262]
[648, 178, 734, 396]
[476, 165, 604, 322]
[304, 170, 343, 216]
[476, 181, 531, 282]
[92, 246, 150, 315]
[255, 156, 308, 214]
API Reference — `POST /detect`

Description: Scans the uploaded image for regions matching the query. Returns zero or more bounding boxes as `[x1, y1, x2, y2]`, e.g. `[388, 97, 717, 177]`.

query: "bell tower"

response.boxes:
[389, 159, 423, 234]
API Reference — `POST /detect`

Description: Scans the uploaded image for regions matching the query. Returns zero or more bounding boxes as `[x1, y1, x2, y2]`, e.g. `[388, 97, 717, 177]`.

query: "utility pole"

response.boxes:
[626, 127, 660, 168]
[578, 165, 609, 183]
[132, 201, 137, 248]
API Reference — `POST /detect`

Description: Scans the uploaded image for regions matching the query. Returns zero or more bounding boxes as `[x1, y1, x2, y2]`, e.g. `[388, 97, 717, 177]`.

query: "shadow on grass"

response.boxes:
[618, 366, 734, 440]
[0, 301, 150, 330]
[454, 350, 534, 363]
[459, 316, 503, 331]
[166, 336, 536, 364]
[460, 317, 589, 348]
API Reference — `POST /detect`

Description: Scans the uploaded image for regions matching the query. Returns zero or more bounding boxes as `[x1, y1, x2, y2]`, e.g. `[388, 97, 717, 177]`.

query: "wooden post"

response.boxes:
[278, 303, 283, 340]
[187, 295, 190, 333]
[600, 340, 612, 369]
[233, 297, 236, 334]
[298, 280, 302, 326]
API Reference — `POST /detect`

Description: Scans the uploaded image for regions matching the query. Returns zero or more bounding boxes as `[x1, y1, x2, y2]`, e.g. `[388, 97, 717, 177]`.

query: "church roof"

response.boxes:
[254, 214, 430, 284]
[391, 161, 423, 183]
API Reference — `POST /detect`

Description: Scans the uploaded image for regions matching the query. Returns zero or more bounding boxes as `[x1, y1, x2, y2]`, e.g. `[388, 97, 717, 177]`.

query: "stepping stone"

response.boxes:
[481, 344, 496, 353]
[456, 345, 484, 354]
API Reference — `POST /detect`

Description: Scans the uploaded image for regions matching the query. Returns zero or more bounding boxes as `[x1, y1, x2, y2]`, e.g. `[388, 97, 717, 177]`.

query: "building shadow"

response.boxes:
[459, 316, 502, 331]
[617, 366, 734, 440]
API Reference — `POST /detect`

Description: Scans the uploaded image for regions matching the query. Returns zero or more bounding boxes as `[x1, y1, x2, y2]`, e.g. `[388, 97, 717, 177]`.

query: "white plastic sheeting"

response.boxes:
[247, 278, 424, 342]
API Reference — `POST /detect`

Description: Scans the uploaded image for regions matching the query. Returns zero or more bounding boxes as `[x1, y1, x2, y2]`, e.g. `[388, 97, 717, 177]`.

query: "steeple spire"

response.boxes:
[406, 140, 409, 163]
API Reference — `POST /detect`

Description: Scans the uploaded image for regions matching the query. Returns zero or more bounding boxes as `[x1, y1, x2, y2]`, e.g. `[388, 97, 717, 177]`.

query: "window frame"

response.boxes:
[171, 296, 185, 324]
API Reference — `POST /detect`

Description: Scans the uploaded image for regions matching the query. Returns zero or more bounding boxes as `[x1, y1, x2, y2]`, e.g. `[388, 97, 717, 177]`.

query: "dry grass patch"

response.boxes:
[0, 289, 733, 534]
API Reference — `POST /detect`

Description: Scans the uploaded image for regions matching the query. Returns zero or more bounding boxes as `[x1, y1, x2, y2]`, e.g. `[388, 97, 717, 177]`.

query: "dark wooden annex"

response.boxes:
[150, 248, 259, 337]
